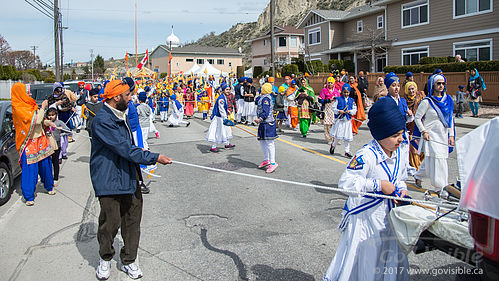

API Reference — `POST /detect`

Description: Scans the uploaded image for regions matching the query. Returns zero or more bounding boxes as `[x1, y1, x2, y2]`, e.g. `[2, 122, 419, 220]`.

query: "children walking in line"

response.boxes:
[329, 84, 357, 158]
[206, 84, 235, 153]
[255, 83, 278, 173]
[323, 97, 409, 281]
[46, 108, 70, 186]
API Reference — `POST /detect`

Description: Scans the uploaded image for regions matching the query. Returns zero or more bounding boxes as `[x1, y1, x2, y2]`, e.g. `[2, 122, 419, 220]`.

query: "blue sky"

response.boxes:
[2, 0, 269, 65]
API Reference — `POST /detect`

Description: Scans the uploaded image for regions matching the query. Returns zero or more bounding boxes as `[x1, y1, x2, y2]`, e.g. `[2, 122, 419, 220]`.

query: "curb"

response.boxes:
[454, 122, 479, 129]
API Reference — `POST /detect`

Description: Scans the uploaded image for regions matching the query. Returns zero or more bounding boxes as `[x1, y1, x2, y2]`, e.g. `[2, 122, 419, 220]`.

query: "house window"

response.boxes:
[402, 0, 429, 27]
[263, 59, 268, 65]
[279, 36, 287, 47]
[377, 15, 384, 29]
[217, 59, 224, 65]
[308, 27, 321, 45]
[290, 37, 298, 47]
[263, 39, 267, 46]
[196, 59, 204, 64]
[454, 0, 492, 17]
[357, 20, 363, 33]
[402, 47, 429, 65]
[185, 58, 194, 62]
[454, 39, 492, 61]
[228, 62, 232, 67]
[207, 59, 214, 64]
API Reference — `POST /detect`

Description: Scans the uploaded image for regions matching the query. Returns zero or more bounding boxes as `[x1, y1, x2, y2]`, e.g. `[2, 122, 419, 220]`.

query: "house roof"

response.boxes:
[151, 44, 242, 58]
[297, 5, 385, 28]
[247, 26, 304, 43]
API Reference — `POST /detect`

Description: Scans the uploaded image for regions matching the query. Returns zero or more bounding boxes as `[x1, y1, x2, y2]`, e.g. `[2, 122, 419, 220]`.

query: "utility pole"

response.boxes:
[270, 0, 275, 77]
[60, 13, 68, 80]
[54, 0, 60, 81]
[31, 45, 38, 69]
[90, 49, 94, 81]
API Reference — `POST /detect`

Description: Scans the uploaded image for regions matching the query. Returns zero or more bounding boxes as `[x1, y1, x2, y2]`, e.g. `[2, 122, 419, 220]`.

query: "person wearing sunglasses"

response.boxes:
[90, 79, 172, 280]
[414, 74, 455, 193]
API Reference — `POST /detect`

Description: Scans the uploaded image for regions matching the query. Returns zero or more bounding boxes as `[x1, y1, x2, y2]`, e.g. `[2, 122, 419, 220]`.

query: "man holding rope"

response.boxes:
[90, 78, 172, 280]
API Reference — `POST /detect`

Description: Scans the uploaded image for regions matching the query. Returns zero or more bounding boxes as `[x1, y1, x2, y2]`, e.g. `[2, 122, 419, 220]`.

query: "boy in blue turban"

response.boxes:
[329, 83, 357, 158]
[324, 97, 409, 281]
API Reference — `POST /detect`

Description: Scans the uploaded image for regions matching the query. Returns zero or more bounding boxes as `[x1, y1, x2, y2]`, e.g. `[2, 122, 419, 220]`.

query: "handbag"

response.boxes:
[46, 130, 58, 150]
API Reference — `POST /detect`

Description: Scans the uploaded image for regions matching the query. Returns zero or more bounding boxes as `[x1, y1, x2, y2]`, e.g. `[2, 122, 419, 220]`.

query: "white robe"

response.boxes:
[329, 97, 357, 141]
[206, 97, 232, 144]
[168, 102, 187, 126]
[324, 140, 409, 281]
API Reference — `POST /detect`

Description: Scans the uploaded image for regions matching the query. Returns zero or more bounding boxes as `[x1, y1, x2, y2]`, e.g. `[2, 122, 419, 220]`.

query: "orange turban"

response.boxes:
[102, 80, 130, 100]
[304, 72, 310, 77]
[268, 77, 275, 82]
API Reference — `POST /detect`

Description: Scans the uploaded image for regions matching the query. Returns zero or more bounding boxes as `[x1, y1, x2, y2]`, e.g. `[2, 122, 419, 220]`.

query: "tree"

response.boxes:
[93, 54, 105, 74]
[82, 65, 90, 75]
[0, 35, 11, 65]
[353, 25, 387, 73]
[8, 50, 35, 71]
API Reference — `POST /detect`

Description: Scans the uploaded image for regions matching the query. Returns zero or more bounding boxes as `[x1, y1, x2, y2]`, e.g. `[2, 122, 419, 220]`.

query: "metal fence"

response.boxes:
[0, 80, 44, 100]
[274, 71, 499, 105]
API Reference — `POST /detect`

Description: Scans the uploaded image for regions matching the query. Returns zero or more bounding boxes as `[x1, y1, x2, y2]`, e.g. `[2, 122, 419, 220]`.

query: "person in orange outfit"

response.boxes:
[286, 80, 299, 130]
[348, 76, 366, 135]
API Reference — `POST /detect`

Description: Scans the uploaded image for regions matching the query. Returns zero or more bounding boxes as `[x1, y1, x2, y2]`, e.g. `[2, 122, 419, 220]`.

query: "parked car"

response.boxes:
[28, 83, 54, 106]
[0, 101, 22, 206]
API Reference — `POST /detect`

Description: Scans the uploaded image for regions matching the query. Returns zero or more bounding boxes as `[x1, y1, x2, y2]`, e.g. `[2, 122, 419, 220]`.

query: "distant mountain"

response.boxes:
[189, 0, 366, 65]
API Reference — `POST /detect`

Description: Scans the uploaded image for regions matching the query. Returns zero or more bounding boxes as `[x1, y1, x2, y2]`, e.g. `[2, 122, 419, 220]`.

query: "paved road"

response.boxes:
[0, 113, 483, 281]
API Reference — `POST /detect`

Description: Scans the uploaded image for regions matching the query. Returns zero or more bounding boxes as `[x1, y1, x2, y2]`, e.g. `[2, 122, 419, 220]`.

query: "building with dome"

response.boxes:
[149, 27, 243, 75]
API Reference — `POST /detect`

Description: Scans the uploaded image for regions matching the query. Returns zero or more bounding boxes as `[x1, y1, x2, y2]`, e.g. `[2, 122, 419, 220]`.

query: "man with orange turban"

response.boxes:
[90, 78, 173, 280]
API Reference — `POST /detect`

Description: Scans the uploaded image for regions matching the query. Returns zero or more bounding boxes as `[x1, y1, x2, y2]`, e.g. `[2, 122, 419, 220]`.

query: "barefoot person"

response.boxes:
[91, 79, 172, 280]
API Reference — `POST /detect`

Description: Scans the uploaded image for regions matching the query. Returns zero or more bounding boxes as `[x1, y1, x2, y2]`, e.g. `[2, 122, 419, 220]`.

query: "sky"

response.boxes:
[1, 0, 269, 65]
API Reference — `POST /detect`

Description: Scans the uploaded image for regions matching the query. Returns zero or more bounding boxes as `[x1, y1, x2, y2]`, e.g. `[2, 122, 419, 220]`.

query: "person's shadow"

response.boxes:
[75, 222, 124, 268]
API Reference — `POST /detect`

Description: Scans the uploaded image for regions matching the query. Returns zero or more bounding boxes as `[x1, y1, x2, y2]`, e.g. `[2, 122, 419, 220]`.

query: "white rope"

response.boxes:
[172, 160, 458, 209]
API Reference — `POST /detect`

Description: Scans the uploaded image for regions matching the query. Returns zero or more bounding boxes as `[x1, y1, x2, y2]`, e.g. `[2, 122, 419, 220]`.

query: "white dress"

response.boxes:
[329, 96, 357, 141]
[168, 101, 187, 126]
[241, 89, 257, 117]
[206, 96, 232, 144]
[414, 96, 454, 191]
[324, 140, 409, 281]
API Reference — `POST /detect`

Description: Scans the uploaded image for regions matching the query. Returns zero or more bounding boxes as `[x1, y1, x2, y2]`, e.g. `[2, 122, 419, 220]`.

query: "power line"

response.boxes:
[24, 0, 54, 19]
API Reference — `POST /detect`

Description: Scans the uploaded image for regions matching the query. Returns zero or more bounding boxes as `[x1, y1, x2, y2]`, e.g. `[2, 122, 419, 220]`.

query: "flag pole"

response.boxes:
[135, 0, 138, 67]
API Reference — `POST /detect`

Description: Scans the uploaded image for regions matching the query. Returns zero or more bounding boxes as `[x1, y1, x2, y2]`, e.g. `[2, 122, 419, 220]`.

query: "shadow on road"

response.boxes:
[251, 264, 315, 281]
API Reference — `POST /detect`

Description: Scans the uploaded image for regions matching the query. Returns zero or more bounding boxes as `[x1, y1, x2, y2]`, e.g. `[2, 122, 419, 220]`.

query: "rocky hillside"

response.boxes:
[189, 0, 366, 65]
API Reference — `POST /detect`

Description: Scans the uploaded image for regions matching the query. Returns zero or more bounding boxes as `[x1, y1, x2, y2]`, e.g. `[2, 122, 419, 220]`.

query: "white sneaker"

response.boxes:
[96, 259, 111, 280]
[121, 262, 143, 279]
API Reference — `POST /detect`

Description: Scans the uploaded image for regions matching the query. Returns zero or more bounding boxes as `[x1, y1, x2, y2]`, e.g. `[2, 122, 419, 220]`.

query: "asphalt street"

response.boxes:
[0, 113, 485, 281]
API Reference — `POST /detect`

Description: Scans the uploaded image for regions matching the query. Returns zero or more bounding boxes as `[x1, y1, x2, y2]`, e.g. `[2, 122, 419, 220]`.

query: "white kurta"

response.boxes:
[324, 140, 409, 281]
[168, 102, 187, 126]
[414, 97, 454, 190]
[206, 97, 232, 144]
[329, 97, 357, 141]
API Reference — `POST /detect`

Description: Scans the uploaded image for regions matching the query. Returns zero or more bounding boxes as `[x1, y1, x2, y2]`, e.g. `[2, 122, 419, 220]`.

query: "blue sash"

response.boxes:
[334, 96, 354, 120]
[426, 97, 455, 153]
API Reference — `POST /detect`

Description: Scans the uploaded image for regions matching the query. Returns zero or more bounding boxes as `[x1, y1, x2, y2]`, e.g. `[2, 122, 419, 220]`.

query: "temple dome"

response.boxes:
[166, 27, 180, 48]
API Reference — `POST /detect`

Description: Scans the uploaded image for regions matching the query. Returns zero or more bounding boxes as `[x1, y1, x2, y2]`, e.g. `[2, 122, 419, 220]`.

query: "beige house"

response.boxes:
[297, 0, 498, 72]
[248, 26, 305, 71]
[149, 45, 243, 75]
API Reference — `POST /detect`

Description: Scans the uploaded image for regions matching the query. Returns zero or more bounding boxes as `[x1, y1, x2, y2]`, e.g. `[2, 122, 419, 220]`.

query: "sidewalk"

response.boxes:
[454, 116, 492, 129]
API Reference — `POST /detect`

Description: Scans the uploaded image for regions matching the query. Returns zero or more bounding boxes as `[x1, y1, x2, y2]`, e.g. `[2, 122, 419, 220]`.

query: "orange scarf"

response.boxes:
[11, 83, 38, 155]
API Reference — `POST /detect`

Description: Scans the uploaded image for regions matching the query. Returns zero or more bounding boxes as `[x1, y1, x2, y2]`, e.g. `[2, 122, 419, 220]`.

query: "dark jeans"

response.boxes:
[51, 148, 60, 181]
[456, 103, 464, 116]
[97, 187, 143, 265]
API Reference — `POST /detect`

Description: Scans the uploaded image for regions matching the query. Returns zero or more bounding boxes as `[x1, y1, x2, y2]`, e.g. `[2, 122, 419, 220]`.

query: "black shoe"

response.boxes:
[345, 152, 353, 159]
[76, 129, 80, 133]
[140, 183, 150, 194]
[302, 135, 307, 138]
[225, 144, 236, 149]
[329, 144, 335, 155]
[62, 155, 68, 160]
[59, 159, 62, 164]
[244, 121, 249, 125]
[168, 124, 174, 127]
[186, 122, 190, 127]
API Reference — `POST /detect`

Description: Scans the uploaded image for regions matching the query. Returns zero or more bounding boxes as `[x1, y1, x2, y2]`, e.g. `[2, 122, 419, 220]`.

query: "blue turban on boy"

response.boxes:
[138, 91, 147, 102]
[342, 83, 351, 92]
[405, 72, 413, 78]
[144, 86, 151, 93]
[368, 97, 406, 140]
[384, 72, 400, 89]
[221, 83, 229, 91]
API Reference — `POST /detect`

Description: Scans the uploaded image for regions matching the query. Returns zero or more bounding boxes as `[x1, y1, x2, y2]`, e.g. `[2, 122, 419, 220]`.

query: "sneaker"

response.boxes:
[344, 152, 353, 159]
[329, 144, 335, 155]
[48, 190, 56, 195]
[25, 201, 34, 206]
[121, 262, 143, 279]
[266, 163, 278, 173]
[54, 180, 58, 187]
[96, 259, 111, 280]
[209, 148, 219, 153]
[258, 160, 271, 169]
[168, 124, 174, 127]
[186, 122, 190, 127]
[140, 183, 150, 194]
[224, 144, 236, 149]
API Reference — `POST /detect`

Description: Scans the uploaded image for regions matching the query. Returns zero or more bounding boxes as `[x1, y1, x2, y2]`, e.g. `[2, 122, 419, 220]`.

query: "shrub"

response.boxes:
[291, 57, 305, 72]
[305, 60, 324, 74]
[236, 66, 245, 77]
[328, 59, 344, 72]
[253, 66, 263, 78]
[281, 64, 299, 76]
[384, 60, 499, 73]
[160, 72, 168, 79]
[419, 57, 454, 65]
[0, 65, 20, 80]
[343, 60, 355, 73]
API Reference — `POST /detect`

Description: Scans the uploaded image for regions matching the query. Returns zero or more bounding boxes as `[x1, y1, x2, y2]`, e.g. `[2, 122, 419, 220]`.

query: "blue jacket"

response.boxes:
[90, 104, 159, 197]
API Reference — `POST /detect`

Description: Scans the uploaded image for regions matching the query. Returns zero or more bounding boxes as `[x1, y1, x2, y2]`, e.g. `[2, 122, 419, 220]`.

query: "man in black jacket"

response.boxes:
[357, 71, 369, 107]
[91, 78, 172, 280]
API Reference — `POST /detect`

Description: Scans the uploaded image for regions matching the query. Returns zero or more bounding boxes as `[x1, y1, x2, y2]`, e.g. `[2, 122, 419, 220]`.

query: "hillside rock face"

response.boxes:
[191, 0, 365, 65]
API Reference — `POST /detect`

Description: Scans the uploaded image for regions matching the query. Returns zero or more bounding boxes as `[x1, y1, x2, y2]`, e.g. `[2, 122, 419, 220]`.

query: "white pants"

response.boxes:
[236, 99, 245, 122]
[333, 138, 351, 153]
[160, 111, 168, 121]
[141, 127, 149, 150]
[149, 113, 158, 134]
[76, 106, 83, 129]
[414, 156, 448, 191]
[259, 140, 276, 163]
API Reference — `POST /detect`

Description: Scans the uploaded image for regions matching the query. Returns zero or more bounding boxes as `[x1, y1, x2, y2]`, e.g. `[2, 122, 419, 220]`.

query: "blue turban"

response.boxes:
[144, 86, 151, 93]
[367, 97, 406, 141]
[221, 83, 229, 91]
[247, 78, 253, 83]
[433, 68, 443, 75]
[384, 72, 400, 89]
[138, 91, 147, 102]
[238, 77, 245, 83]
[405, 72, 413, 78]
[342, 83, 351, 92]
[170, 94, 177, 100]
[291, 80, 296, 85]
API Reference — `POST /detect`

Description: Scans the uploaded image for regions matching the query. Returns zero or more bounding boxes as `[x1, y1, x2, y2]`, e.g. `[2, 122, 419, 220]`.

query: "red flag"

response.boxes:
[137, 49, 149, 70]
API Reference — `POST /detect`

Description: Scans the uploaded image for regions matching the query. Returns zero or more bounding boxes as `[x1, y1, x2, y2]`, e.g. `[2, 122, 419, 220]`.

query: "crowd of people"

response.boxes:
[9, 65, 487, 280]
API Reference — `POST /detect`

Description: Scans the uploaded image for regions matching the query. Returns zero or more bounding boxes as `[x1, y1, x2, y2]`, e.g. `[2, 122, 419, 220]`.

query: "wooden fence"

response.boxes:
[274, 71, 499, 105]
